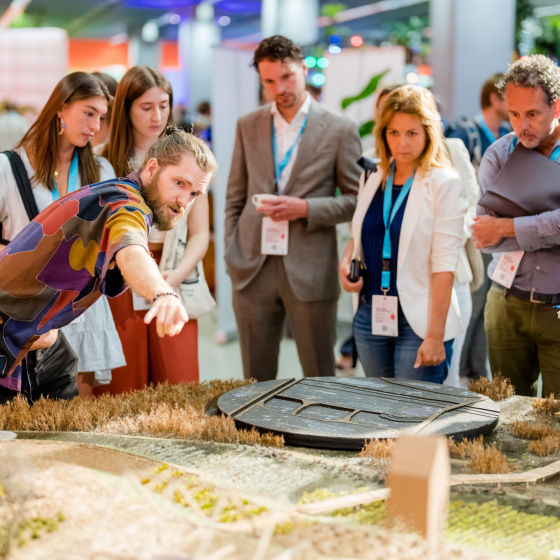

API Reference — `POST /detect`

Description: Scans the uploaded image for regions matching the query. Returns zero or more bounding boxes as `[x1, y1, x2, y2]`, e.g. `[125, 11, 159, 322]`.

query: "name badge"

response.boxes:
[490, 251, 524, 289]
[372, 295, 398, 337]
[261, 217, 289, 256]
[132, 291, 152, 311]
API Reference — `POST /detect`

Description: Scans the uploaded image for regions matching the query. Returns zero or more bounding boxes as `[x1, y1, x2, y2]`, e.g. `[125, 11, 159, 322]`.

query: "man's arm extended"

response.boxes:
[115, 245, 189, 337]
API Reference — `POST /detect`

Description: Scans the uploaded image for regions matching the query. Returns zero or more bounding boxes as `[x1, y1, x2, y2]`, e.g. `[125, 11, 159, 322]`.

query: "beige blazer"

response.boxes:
[225, 99, 362, 302]
[351, 165, 468, 341]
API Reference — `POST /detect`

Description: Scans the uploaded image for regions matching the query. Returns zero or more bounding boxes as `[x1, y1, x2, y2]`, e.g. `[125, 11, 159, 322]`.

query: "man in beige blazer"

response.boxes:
[225, 35, 361, 381]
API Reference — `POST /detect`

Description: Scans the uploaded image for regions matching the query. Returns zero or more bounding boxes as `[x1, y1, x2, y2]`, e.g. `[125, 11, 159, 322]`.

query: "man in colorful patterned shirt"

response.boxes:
[0, 130, 216, 398]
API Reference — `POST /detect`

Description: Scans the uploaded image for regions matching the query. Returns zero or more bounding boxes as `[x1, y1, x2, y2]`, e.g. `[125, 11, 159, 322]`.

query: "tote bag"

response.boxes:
[159, 212, 215, 319]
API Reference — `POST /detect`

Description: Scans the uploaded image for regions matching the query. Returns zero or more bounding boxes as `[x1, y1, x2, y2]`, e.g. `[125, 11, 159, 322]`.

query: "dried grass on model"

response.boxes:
[0, 380, 284, 448]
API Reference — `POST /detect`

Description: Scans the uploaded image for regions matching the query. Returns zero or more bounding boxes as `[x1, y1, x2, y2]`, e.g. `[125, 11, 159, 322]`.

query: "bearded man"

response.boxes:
[0, 129, 216, 399]
[472, 55, 560, 397]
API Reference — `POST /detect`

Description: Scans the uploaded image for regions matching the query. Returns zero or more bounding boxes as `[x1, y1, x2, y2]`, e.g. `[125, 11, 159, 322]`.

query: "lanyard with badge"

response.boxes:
[52, 150, 79, 202]
[260, 112, 309, 256]
[372, 162, 415, 337]
[491, 137, 560, 289]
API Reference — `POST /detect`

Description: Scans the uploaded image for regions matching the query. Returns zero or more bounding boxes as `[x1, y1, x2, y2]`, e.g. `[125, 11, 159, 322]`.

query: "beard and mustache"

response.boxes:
[142, 170, 185, 231]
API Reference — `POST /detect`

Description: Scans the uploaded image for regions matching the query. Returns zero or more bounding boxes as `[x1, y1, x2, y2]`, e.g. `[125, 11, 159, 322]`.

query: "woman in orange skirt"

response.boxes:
[95, 66, 209, 393]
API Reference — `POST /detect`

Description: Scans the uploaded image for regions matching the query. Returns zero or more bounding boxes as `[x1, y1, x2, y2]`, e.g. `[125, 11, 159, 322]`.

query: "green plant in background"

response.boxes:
[384, 16, 430, 63]
[532, 15, 560, 58]
[321, 3, 348, 40]
[9, 12, 46, 28]
[516, 0, 535, 54]
[340, 69, 389, 138]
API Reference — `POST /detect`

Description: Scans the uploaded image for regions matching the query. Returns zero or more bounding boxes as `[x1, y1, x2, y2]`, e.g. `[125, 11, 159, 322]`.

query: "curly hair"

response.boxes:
[252, 35, 303, 69]
[499, 55, 560, 106]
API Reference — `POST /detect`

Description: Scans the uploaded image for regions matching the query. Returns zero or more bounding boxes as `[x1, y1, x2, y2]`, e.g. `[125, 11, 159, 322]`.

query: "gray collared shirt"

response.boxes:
[477, 131, 560, 294]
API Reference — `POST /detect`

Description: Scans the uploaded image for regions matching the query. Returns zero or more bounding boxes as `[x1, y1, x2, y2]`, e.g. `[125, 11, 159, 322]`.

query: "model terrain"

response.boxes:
[0, 375, 559, 560]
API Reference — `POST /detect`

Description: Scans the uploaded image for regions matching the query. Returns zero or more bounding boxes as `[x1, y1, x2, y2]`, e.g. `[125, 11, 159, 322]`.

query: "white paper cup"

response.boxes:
[252, 193, 277, 206]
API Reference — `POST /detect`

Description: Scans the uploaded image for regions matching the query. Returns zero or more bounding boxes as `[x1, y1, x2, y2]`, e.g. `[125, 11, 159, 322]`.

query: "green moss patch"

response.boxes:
[298, 488, 560, 559]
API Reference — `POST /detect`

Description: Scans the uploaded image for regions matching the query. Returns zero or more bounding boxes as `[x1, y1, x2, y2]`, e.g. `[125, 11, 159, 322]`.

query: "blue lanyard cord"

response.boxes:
[381, 163, 415, 293]
[272, 112, 308, 192]
[509, 136, 560, 161]
[474, 114, 497, 145]
[52, 149, 79, 201]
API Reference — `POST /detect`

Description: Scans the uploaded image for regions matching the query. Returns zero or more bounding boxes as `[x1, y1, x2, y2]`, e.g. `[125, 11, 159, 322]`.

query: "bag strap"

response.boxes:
[0, 222, 8, 246]
[4, 150, 40, 221]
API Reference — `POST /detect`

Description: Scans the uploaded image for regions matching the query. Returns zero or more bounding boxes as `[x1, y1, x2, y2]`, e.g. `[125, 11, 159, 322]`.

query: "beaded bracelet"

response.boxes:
[152, 292, 181, 303]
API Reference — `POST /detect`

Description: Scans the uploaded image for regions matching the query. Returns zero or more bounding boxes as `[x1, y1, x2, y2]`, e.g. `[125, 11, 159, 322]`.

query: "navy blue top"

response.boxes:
[361, 184, 410, 299]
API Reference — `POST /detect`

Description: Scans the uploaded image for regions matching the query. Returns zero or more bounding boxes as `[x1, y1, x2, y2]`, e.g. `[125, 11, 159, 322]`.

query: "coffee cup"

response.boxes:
[252, 193, 277, 206]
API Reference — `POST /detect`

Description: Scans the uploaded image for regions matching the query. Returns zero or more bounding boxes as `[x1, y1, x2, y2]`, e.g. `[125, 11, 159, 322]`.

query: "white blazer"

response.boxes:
[351, 165, 468, 341]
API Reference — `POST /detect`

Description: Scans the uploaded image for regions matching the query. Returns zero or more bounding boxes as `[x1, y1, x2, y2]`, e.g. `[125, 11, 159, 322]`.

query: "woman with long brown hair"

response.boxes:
[339, 85, 467, 383]
[0, 71, 126, 395]
[96, 66, 209, 394]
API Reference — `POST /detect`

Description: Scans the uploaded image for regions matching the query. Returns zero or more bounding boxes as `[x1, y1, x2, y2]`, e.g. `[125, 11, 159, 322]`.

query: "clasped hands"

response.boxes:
[256, 195, 309, 221]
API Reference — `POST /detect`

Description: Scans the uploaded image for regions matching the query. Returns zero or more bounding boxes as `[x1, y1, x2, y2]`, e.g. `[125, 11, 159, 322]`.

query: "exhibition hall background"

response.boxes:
[0, 0, 557, 343]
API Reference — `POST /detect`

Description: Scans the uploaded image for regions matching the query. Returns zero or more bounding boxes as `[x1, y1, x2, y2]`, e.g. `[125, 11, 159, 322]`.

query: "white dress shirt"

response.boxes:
[270, 92, 311, 194]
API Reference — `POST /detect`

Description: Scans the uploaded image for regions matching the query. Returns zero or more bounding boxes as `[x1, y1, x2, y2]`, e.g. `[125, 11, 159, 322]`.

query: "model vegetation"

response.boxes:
[360, 435, 511, 474]
[360, 438, 395, 460]
[510, 419, 560, 456]
[532, 393, 560, 416]
[447, 436, 510, 474]
[142, 463, 269, 523]
[0, 480, 64, 558]
[0, 380, 284, 448]
[297, 489, 560, 560]
[468, 373, 515, 401]
[448, 499, 560, 560]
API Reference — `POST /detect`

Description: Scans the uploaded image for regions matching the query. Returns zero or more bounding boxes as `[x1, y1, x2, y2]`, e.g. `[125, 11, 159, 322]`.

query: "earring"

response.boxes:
[58, 117, 66, 136]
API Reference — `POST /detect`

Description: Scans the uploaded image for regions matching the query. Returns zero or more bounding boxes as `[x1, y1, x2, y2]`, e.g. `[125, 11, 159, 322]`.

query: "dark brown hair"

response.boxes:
[252, 35, 303, 69]
[376, 83, 405, 110]
[17, 72, 110, 190]
[480, 73, 504, 109]
[104, 66, 173, 176]
[92, 72, 118, 129]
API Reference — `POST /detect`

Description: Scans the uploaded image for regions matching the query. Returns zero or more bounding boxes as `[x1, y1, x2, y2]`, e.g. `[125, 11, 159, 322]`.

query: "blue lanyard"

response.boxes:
[474, 114, 499, 145]
[509, 136, 560, 160]
[381, 162, 415, 294]
[52, 150, 79, 201]
[272, 112, 308, 192]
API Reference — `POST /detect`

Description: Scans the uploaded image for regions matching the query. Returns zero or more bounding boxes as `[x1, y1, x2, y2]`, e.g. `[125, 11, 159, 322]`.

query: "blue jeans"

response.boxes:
[353, 300, 453, 384]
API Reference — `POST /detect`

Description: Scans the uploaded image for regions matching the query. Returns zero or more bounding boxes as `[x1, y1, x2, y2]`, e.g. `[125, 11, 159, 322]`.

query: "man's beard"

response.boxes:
[518, 131, 542, 149]
[142, 171, 184, 231]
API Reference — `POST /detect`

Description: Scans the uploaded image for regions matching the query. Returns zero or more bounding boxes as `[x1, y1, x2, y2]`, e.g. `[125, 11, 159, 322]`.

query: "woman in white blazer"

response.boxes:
[339, 85, 467, 383]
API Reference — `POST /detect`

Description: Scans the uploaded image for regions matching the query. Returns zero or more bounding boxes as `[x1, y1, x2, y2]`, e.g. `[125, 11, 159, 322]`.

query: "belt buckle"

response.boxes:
[530, 289, 545, 304]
